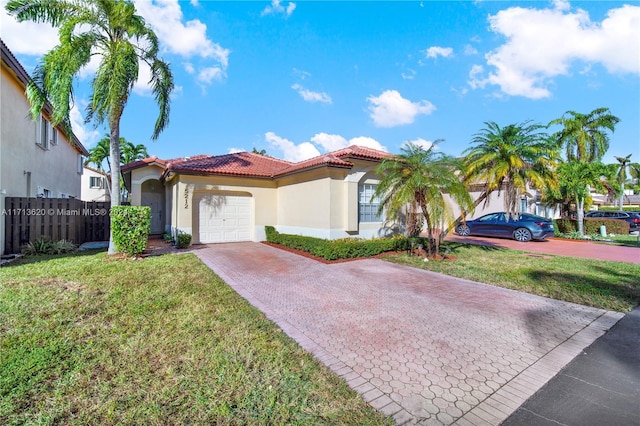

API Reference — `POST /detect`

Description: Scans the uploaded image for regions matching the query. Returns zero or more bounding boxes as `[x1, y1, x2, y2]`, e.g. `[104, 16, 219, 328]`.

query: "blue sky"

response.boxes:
[2, 0, 639, 165]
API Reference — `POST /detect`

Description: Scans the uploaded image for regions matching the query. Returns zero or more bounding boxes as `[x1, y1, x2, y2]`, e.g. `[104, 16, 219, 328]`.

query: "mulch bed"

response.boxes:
[261, 242, 455, 264]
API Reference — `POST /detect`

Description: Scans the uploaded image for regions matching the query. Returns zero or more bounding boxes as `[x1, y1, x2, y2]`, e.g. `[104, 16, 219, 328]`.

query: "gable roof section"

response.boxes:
[125, 146, 391, 180]
[0, 38, 89, 156]
[166, 151, 293, 178]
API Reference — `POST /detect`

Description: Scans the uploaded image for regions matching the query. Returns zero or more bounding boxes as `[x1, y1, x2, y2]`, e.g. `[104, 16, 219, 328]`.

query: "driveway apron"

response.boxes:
[194, 243, 622, 425]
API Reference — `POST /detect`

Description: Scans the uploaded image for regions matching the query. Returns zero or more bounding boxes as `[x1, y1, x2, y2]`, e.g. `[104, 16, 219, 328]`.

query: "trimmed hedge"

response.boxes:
[111, 206, 151, 256]
[265, 226, 411, 260]
[555, 218, 630, 235]
[598, 206, 640, 212]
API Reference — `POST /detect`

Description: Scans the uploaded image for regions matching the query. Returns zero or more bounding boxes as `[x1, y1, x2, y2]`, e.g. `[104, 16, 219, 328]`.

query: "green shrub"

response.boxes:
[111, 206, 151, 256]
[584, 218, 629, 234]
[21, 237, 76, 255]
[555, 218, 630, 235]
[264, 226, 407, 260]
[176, 233, 192, 249]
[598, 206, 640, 212]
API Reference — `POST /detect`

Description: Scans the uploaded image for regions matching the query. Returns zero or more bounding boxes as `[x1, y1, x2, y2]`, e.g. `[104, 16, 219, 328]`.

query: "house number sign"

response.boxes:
[184, 186, 189, 209]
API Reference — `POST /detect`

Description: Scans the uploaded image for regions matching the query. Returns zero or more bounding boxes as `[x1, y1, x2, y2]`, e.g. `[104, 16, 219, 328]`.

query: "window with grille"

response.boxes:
[359, 183, 382, 222]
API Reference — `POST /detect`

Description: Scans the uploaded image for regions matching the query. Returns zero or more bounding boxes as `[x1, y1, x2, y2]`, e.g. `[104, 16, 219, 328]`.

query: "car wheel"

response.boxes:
[456, 224, 471, 236]
[513, 228, 532, 242]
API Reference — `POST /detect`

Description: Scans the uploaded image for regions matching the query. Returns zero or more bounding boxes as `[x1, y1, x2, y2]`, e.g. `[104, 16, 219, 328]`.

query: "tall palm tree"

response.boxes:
[550, 107, 620, 162]
[7, 0, 174, 254]
[463, 121, 559, 218]
[613, 154, 640, 210]
[374, 142, 473, 256]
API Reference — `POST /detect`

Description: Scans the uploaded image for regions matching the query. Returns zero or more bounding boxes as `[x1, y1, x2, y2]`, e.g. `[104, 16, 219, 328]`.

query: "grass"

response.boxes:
[594, 234, 640, 248]
[384, 243, 640, 313]
[0, 251, 391, 426]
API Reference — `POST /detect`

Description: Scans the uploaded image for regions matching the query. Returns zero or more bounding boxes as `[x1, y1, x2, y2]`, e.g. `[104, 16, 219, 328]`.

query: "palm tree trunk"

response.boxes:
[577, 197, 585, 236]
[619, 181, 624, 210]
[108, 119, 121, 255]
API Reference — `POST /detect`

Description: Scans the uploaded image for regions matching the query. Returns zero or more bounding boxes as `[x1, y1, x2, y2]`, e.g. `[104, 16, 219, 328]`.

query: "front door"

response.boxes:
[141, 192, 163, 234]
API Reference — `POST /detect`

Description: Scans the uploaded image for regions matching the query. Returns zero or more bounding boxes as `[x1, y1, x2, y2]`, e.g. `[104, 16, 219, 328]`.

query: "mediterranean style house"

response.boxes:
[122, 145, 561, 245]
[0, 38, 89, 255]
[122, 146, 398, 242]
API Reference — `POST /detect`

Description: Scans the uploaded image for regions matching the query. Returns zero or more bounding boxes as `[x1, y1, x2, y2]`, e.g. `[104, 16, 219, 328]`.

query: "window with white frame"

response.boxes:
[90, 177, 103, 188]
[359, 183, 382, 222]
[51, 127, 58, 145]
[36, 114, 52, 150]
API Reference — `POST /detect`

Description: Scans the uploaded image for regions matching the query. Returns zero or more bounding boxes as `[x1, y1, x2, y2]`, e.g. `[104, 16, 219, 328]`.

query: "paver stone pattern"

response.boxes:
[194, 243, 621, 425]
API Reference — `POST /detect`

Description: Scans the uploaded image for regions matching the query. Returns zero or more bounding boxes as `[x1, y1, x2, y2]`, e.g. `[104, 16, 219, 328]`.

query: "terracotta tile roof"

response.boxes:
[125, 145, 390, 179]
[167, 152, 293, 177]
[274, 145, 390, 176]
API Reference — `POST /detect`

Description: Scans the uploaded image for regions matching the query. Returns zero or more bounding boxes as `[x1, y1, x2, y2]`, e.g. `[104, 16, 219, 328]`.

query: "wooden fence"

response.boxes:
[3, 197, 110, 254]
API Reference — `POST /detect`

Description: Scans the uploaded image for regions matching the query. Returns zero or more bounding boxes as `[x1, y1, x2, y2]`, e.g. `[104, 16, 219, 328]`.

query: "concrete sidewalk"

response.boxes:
[193, 242, 623, 425]
[502, 305, 640, 426]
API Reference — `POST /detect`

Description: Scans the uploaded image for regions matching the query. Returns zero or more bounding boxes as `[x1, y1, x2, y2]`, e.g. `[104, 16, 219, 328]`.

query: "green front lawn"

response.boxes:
[0, 252, 390, 425]
[385, 243, 640, 312]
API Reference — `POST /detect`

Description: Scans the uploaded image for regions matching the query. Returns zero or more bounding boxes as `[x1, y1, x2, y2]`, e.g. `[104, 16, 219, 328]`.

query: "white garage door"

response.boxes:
[197, 193, 251, 243]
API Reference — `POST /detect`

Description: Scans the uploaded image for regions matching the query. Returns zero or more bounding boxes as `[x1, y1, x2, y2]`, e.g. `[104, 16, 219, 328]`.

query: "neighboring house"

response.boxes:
[81, 165, 111, 202]
[122, 146, 398, 242]
[0, 39, 89, 255]
[462, 183, 561, 220]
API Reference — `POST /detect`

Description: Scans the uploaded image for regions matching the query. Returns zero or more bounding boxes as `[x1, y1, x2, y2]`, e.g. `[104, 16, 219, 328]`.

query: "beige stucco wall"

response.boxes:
[1, 61, 83, 255]
[167, 174, 278, 242]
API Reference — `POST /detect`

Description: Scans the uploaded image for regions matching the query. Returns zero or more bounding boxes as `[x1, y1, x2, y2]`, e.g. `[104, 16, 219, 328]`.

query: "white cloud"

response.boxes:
[261, 0, 297, 17]
[469, 2, 640, 99]
[265, 132, 387, 162]
[184, 62, 195, 74]
[310, 133, 387, 152]
[0, 9, 58, 55]
[228, 147, 246, 154]
[402, 138, 434, 151]
[134, 0, 229, 65]
[198, 67, 225, 84]
[348, 136, 387, 152]
[134, 0, 230, 89]
[265, 132, 320, 162]
[310, 133, 348, 152]
[291, 84, 332, 104]
[464, 45, 478, 56]
[70, 102, 100, 148]
[401, 69, 416, 80]
[367, 90, 436, 128]
[425, 46, 454, 59]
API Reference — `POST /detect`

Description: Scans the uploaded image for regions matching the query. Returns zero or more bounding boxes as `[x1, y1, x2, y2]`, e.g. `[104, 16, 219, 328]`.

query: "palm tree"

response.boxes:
[614, 154, 632, 210]
[85, 136, 111, 170]
[121, 140, 149, 165]
[7, 0, 174, 254]
[463, 121, 559, 218]
[550, 108, 620, 162]
[557, 161, 611, 236]
[374, 142, 473, 256]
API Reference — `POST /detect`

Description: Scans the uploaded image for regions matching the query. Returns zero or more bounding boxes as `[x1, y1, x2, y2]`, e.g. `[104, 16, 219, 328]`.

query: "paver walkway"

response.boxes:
[445, 235, 640, 264]
[194, 243, 623, 425]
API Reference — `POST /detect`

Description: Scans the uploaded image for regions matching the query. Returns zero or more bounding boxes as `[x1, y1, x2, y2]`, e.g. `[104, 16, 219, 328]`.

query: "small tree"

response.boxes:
[375, 142, 472, 256]
[557, 162, 611, 236]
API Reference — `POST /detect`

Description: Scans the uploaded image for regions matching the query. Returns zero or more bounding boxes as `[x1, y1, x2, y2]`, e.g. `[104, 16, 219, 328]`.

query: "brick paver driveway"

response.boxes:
[194, 243, 622, 425]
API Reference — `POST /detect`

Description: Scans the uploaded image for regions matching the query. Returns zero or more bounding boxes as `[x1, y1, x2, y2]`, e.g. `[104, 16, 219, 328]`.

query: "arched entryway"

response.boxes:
[140, 179, 165, 234]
